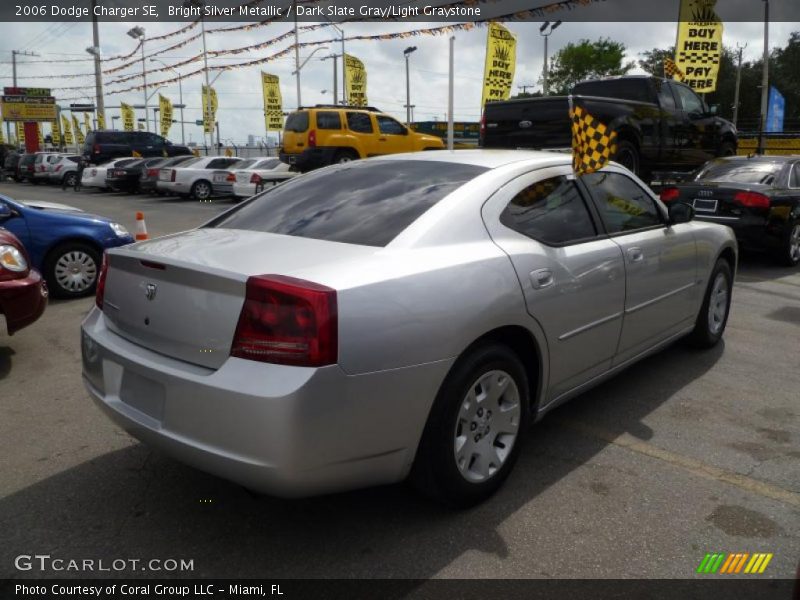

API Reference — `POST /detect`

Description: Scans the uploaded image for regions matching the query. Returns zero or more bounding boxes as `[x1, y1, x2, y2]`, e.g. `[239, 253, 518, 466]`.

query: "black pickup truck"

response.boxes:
[480, 76, 738, 180]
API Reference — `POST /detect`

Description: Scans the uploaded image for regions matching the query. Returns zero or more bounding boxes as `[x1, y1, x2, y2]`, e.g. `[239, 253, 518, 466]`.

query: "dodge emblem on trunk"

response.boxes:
[145, 283, 157, 301]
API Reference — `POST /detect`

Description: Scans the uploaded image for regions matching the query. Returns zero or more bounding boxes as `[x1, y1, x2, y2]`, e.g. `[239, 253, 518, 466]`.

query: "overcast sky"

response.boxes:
[0, 18, 795, 145]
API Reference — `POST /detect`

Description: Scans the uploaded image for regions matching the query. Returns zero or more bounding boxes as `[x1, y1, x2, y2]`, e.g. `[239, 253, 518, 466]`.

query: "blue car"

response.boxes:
[0, 195, 134, 298]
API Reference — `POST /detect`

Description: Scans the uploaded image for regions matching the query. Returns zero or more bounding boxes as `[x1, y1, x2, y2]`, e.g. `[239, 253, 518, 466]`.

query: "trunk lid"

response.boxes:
[672, 182, 773, 218]
[102, 228, 373, 369]
[482, 97, 571, 149]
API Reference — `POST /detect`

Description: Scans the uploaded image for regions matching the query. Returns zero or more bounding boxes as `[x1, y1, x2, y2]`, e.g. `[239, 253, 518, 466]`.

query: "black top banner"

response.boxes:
[3, 0, 800, 22]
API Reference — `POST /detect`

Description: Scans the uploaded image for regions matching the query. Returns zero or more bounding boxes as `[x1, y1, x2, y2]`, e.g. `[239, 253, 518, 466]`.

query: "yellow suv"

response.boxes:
[280, 105, 445, 172]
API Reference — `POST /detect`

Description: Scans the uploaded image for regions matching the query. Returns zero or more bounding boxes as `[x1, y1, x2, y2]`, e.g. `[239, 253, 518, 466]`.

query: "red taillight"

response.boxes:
[93, 144, 100, 154]
[250, 173, 262, 184]
[734, 191, 770, 209]
[308, 129, 317, 148]
[147, 168, 158, 177]
[231, 275, 338, 367]
[480, 113, 486, 139]
[170, 169, 176, 182]
[659, 187, 680, 202]
[95, 252, 108, 309]
[226, 172, 236, 182]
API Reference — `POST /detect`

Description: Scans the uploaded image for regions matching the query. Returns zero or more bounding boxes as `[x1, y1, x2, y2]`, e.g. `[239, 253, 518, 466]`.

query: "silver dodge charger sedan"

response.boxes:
[81, 150, 737, 506]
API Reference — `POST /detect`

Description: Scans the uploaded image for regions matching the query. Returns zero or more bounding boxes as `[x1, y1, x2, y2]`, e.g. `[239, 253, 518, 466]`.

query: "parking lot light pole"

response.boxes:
[403, 46, 417, 126]
[321, 54, 340, 105]
[292, 47, 330, 108]
[127, 26, 147, 130]
[540, 21, 561, 96]
[151, 58, 185, 144]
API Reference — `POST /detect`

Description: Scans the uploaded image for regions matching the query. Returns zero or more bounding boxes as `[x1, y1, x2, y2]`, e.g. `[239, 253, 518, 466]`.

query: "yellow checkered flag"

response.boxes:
[570, 103, 617, 176]
[664, 57, 685, 81]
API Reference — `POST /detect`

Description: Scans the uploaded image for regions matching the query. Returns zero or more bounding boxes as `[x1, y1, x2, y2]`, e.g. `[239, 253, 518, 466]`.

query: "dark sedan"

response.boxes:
[660, 156, 800, 266]
[139, 155, 195, 194]
[0, 227, 47, 335]
[105, 157, 166, 193]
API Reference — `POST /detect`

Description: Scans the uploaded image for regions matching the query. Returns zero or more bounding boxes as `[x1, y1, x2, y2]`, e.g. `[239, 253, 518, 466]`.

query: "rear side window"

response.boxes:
[316, 111, 342, 130]
[573, 79, 651, 103]
[285, 112, 309, 132]
[209, 160, 488, 246]
[500, 176, 597, 245]
[346, 112, 373, 133]
[583, 172, 662, 233]
[791, 164, 800, 188]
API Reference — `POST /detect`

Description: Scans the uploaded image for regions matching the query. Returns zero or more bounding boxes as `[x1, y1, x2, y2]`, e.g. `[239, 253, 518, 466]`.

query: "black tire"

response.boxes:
[333, 149, 358, 164]
[44, 242, 101, 299]
[62, 172, 78, 189]
[410, 343, 530, 507]
[775, 220, 800, 267]
[191, 180, 212, 201]
[614, 140, 640, 176]
[687, 258, 733, 348]
[718, 141, 737, 157]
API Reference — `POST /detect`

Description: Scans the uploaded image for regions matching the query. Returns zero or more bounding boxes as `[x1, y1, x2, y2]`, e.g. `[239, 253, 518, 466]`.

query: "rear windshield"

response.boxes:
[573, 79, 652, 103]
[254, 159, 280, 170]
[173, 157, 203, 168]
[285, 112, 309, 132]
[234, 159, 257, 170]
[695, 160, 784, 185]
[208, 160, 488, 246]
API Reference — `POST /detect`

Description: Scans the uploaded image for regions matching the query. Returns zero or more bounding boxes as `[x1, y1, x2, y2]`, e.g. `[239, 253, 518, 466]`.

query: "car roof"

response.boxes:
[369, 149, 572, 170]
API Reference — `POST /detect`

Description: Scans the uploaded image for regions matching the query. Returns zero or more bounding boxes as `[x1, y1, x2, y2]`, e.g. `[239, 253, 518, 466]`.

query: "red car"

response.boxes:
[0, 228, 47, 335]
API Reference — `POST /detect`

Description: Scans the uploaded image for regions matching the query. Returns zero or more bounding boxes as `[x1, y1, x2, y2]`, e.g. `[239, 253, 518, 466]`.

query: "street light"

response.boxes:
[291, 47, 330, 108]
[111, 115, 119, 129]
[321, 54, 341, 105]
[151, 58, 185, 144]
[127, 26, 148, 131]
[183, 0, 214, 152]
[540, 21, 561, 96]
[403, 46, 417, 125]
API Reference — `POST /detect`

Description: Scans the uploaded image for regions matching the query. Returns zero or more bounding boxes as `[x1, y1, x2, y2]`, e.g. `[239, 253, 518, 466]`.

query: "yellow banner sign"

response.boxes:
[72, 114, 85, 145]
[15, 122, 24, 144]
[0, 95, 57, 121]
[121, 103, 135, 132]
[84, 112, 92, 134]
[51, 118, 61, 146]
[159, 94, 173, 138]
[675, 0, 723, 92]
[344, 54, 367, 107]
[37, 123, 44, 146]
[481, 22, 517, 109]
[261, 72, 283, 131]
[98, 112, 105, 129]
[202, 85, 218, 133]
[61, 114, 73, 145]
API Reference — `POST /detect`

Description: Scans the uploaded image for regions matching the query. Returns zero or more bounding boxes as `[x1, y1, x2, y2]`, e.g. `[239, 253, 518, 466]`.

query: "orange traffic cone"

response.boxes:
[135, 212, 149, 241]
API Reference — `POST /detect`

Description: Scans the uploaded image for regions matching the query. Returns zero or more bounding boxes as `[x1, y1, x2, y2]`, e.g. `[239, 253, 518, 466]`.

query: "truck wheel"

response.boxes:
[614, 140, 640, 175]
[334, 150, 358, 164]
[718, 141, 736, 157]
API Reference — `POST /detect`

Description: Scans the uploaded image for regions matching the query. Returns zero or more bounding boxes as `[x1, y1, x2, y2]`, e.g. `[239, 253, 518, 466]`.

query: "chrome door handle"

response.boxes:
[627, 247, 644, 263]
[530, 268, 554, 289]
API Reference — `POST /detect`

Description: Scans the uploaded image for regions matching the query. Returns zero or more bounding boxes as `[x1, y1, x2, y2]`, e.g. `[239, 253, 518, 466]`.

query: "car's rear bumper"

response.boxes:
[280, 148, 338, 171]
[232, 182, 255, 198]
[0, 269, 48, 335]
[212, 182, 233, 196]
[81, 308, 449, 497]
[155, 181, 188, 194]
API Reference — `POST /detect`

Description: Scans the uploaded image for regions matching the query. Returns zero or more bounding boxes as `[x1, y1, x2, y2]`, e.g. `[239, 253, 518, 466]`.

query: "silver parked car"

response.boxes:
[81, 150, 737, 506]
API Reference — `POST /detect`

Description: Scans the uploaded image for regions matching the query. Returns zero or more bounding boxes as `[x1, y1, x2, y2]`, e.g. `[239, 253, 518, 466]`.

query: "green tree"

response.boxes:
[638, 47, 676, 77]
[545, 38, 634, 95]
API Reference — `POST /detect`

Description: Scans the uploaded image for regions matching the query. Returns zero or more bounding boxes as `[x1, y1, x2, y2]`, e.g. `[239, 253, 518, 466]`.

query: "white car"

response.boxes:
[47, 154, 82, 187]
[81, 158, 139, 190]
[32, 152, 62, 184]
[155, 156, 242, 200]
[230, 158, 296, 199]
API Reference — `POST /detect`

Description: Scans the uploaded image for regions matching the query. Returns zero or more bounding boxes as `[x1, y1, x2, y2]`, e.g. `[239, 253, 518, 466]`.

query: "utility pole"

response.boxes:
[517, 84, 537, 94]
[88, 0, 104, 127]
[293, 0, 301, 108]
[322, 54, 340, 105]
[757, 0, 769, 155]
[540, 21, 561, 96]
[732, 42, 746, 127]
[10, 50, 38, 143]
[403, 46, 417, 126]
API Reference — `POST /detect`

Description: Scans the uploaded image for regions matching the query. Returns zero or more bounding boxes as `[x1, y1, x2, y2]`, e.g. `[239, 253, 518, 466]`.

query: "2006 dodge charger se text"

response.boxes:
[81, 150, 737, 506]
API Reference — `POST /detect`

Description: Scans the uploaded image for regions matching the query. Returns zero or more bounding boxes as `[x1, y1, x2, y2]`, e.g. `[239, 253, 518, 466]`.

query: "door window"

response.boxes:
[583, 172, 663, 233]
[376, 115, 406, 135]
[790, 163, 800, 188]
[316, 111, 342, 130]
[657, 81, 677, 110]
[500, 176, 597, 245]
[673, 84, 704, 116]
[346, 112, 373, 133]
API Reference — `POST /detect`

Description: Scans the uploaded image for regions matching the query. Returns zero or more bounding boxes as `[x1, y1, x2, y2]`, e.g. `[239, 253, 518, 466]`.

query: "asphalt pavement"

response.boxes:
[0, 181, 798, 580]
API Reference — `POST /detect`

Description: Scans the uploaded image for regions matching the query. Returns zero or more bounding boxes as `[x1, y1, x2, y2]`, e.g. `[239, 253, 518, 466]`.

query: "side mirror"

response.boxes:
[668, 201, 694, 225]
[709, 104, 719, 115]
[0, 203, 14, 220]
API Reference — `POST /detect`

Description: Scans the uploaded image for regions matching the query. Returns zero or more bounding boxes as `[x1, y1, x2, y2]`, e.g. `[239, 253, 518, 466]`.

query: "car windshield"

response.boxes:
[207, 160, 488, 247]
[695, 160, 784, 185]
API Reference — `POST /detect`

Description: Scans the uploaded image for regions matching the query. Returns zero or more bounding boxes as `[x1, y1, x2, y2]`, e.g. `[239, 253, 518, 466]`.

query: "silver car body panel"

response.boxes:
[82, 149, 737, 496]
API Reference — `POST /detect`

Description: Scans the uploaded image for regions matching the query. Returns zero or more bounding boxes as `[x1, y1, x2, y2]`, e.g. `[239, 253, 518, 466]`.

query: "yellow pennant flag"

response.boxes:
[675, 0, 723, 92]
[98, 112, 105, 129]
[120, 103, 135, 131]
[664, 57, 686, 81]
[37, 123, 44, 146]
[51, 118, 61, 146]
[481, 22, 516, 109]
[84, 112, 92, 134]
[15, 122, 25, 145]
[344, 54, 367, 107]
[61, 114, 73, 145]
[201, 85, 218, 133]
[261, 72, 283, 131]
[570, 101, 617, 176]
[0, 115, 4, 145]
[72, 114, 85, 145]
[159, 94, 173, 138]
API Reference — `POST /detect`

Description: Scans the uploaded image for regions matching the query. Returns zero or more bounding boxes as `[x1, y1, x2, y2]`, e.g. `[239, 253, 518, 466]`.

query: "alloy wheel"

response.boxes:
[707, 272, 729, 335]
